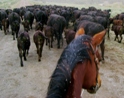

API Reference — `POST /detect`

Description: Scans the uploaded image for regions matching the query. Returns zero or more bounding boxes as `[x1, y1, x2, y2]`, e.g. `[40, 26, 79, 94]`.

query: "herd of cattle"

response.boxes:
[0, 5, 124, 67]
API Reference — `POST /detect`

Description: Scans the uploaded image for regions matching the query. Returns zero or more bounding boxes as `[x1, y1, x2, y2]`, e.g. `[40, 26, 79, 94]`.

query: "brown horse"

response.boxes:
[46, 30, 106, 98]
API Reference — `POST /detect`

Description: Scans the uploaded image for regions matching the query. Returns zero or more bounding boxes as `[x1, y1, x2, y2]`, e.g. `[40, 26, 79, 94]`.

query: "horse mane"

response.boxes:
[46, 34, 92, 98]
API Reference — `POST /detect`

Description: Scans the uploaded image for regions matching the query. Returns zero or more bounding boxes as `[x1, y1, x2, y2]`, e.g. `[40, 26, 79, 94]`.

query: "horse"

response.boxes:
[46, 30, 106, 98]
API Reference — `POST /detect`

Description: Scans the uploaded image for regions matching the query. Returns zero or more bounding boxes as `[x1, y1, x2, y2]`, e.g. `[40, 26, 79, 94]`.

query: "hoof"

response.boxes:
[24, 58, 27, 61]
[21, 63, 23, 67]
[38, 59, 41, 62]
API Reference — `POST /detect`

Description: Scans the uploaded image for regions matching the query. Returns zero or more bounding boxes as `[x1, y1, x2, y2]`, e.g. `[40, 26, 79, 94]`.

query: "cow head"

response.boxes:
[35, 22, 43, 31]
[22, 20, 30, 32]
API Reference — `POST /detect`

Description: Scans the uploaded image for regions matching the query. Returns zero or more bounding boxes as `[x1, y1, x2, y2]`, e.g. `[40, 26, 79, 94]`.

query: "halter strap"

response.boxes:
[89, 42, 100, 90]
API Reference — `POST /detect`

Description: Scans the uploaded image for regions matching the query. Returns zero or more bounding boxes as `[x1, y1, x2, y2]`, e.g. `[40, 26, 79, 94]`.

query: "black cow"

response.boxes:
[78, 15, 95, 22]
[8, 12, 21, 40]
[13, 8, 20, 15]
[75, 20, 106, 61]
[95, 16, 108, 30]
[35, 10, 48, 27]
[24, 11, 34, 29]
[19, 7, 26, 20]
[0, 9, 8, 32]
[5, 9, 12, 15]
[17, 31, 30, 67]
[71, 9, 81, 25]
[47, 14, 66, 48]
[60, 9, 71, 28]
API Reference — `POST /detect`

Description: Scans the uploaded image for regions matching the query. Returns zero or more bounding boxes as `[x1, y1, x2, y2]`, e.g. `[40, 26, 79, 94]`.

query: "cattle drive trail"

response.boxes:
[0, 1, 124, 98]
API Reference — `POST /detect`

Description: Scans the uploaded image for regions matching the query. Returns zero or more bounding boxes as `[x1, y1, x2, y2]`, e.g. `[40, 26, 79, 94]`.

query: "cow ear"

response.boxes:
[75, 28, 85, 38]
[92, 29, 106, 46]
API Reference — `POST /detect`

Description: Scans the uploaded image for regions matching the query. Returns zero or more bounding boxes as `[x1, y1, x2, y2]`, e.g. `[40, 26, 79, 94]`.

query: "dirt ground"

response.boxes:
[0, 1, 124, 98]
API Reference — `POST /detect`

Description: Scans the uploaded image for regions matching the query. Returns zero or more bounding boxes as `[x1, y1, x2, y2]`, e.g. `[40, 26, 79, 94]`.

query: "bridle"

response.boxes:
[88, 42, 100, 92]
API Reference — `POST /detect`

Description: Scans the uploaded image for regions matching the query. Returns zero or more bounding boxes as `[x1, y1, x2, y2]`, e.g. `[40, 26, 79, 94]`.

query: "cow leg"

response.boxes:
[57, 34, 60, 48]
[107, 26, 110, 39]
[19, 50, 23, 67]
[6, 19, 9, 33]
[26, 49, 29, 55]
[118, 34, 122, 43]
[114, 32, 118, 41]
[38, 48, 41, 62]
[16, 32, 18, 38]
[47, 38, 51, 49]
[38, 54, 41, 62]
[51, 37, 53, 48]
[3, 26, 7, 35]
[57, 38, 60, 48]
[16, 27, 19, 38]
[61, 35, 63, 46]
[46, 39, 48, 46]
[3, 21, 7, 35]
[13, 32, 15, 40]
[34, 43, 38, 54]
[0, 24, 2, 30]
[23, 50, 27, 61]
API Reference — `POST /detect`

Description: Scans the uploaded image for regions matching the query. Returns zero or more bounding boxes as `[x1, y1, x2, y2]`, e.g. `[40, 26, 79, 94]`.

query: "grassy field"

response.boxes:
[0, 0, 18, 9]
[43, 2, 124, 17]
[0, 0, 124, 17]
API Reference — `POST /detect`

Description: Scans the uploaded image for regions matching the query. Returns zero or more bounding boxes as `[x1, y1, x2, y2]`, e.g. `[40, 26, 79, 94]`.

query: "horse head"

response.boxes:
[46, 29, 106, 98]
[85, 30, 106, 94]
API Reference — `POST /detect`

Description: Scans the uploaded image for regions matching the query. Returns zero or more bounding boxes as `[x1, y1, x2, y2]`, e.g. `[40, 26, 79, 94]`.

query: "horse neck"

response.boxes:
[65, 61, 87, 98]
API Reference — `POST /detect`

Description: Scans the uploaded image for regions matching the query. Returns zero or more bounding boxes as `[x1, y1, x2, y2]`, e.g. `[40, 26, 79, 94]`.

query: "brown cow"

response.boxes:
[33, 30, 48, 61]
[111, 19, 124, 43]
[112, 19, 123, 26]
[22, 20, 30, 32]
[64, 29, 76, 45]
[35, 22, 43, 31]
[44, 25, 53, 49]
[112, 25, 124, 43]
[2, 18, 9, 35]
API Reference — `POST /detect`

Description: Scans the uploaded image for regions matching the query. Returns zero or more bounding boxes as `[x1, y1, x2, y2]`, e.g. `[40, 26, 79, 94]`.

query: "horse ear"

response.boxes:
[75, 28, 85, 38]
[92, 29, 106, 46]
